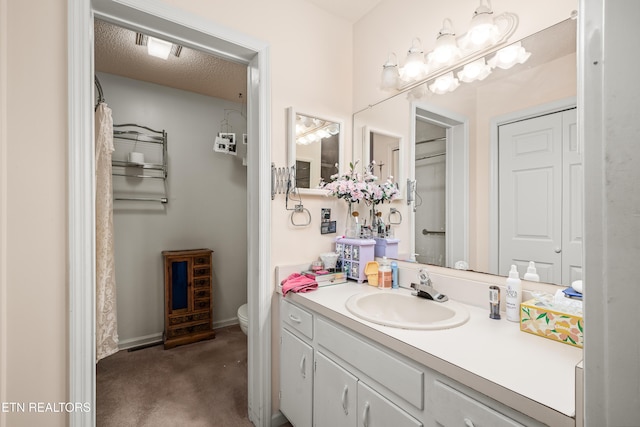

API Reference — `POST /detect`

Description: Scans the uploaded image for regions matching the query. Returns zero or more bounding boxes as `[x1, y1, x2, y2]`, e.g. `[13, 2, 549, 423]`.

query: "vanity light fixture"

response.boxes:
[487, 42, 531, 70]
[295, 115, 338, 145]
[428, 19, 461, 69]
[457, 58, 492, 83]
[379, 4, 518, 93]
[380, 52, 400, 91]
[459, 0, 500, 50]
[428, 72, 460, 95]
[400, 38, 428, 82]
[135, 33, 182, 60]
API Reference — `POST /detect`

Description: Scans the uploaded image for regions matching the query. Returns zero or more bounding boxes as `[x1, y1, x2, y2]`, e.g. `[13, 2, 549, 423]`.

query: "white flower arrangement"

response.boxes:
[319, 160, 399, 205]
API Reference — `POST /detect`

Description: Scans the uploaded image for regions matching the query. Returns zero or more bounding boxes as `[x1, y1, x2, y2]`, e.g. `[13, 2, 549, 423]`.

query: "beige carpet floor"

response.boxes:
[97, 325, 253, 427]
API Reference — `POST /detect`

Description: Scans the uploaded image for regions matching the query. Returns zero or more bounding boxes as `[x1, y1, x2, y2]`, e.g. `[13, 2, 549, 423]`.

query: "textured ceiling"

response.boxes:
[94, 19, 247, 103]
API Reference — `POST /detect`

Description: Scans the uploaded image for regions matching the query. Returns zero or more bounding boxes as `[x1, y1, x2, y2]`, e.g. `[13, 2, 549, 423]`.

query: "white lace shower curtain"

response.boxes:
[95, 102, 119, 361]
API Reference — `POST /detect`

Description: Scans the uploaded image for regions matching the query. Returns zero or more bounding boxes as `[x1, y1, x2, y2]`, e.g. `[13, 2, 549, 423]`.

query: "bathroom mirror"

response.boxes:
[364, 126, 404, 199]
[287, 107, 344, 195]
[353, 18, 578, 286]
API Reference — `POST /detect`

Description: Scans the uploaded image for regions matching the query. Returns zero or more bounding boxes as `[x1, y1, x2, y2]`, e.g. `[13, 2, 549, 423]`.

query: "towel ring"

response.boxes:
[291, 205, 312, 227]
[387, 207, 403, 225]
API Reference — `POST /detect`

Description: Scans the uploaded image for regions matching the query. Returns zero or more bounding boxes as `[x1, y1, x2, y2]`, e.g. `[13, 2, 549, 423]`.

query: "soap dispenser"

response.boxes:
[505, 265, 522, 322]
[523, 261, 540, 282]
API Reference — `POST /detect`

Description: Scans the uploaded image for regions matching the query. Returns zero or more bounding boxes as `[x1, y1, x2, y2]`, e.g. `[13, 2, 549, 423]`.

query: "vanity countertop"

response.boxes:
[283, 282, 583, 426]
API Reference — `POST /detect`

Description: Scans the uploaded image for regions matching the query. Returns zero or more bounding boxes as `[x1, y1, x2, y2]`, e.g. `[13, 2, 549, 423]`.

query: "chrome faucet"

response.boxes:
[410, 268, 448, 302]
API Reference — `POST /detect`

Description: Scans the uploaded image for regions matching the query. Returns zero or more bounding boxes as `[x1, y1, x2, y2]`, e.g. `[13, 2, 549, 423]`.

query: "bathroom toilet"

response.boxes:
[237, 303, 248, 335]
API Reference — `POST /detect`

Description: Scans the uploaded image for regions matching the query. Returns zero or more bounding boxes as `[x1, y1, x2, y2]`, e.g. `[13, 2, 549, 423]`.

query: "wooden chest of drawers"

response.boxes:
[162, 249, 216, 349]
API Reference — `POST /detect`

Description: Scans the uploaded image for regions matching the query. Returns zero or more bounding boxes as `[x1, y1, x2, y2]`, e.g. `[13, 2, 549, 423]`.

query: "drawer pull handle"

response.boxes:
[341, 385, 349, 415]
[464, 418, 475, 427]
[362, 401, 370, 427]
[299, 355, 306, 379]
[288, 314, 302, 323]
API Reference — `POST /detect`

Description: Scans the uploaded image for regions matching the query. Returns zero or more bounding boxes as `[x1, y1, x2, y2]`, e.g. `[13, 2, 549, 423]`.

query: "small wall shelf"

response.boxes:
[112, 123, 168, 203]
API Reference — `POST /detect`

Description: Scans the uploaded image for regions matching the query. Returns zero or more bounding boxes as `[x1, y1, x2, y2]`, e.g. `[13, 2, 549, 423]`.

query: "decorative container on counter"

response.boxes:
[335, 237, 375, 283]
[520, 298, 584, 348]
[373, 237, 399, 258]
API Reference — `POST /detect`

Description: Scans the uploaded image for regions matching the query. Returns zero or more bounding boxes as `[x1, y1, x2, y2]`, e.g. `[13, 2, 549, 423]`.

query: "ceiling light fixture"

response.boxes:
[135, 33, 182, 59]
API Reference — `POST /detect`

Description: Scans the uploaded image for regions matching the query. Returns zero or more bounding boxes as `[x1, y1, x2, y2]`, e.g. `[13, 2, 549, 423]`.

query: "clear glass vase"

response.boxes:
[345, 203, 360, 238]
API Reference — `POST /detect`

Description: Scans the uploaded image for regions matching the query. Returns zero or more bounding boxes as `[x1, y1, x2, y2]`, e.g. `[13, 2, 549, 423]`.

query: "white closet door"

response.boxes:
[499, 113, 563, 282]
[562, 109, 583, 284]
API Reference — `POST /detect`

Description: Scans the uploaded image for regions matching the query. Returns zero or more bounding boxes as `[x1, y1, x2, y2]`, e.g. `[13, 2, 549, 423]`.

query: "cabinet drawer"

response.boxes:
[193, 266, 211, 277]
[193, 277, 210, 288]
[194, 288, 210, 299]
[194, 299, 210, 311]
[168, 311, 210, 326]
[193, 254, 211, 266]
[431, 381, 526, 427]
[281, 299, 313, 339]
[166, 321, 211, 339]
[317, 318, 423, 409]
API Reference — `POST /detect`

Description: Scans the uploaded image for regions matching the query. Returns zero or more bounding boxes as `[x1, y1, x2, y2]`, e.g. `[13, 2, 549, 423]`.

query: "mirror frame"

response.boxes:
[287, 106, 344, 195]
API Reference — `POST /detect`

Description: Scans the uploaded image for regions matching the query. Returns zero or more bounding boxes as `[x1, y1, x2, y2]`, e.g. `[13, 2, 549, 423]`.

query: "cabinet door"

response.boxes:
[280, 329, 313, 427]
[314, 352, 358, 427]
[167, 257, 192, 314]
[358, 381, 422, 427]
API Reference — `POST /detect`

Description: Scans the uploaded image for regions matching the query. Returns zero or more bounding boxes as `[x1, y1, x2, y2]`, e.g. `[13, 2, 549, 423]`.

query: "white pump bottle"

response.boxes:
[505, 265, 522, 322]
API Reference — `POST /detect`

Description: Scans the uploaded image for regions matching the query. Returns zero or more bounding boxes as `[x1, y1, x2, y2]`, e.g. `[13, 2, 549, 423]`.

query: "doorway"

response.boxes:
[409, 104, 468, 268]
[68, 1, 271, 426]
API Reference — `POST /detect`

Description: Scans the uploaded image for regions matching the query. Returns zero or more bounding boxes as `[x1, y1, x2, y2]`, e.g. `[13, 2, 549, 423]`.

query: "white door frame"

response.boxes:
[409, 102, 469, 267]
[68, 1, 272, 426]
[488, 97, 576, 275]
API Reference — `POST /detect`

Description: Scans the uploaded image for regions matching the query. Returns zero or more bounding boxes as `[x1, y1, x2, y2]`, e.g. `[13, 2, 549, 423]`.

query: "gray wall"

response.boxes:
[98, 72, 248, 348]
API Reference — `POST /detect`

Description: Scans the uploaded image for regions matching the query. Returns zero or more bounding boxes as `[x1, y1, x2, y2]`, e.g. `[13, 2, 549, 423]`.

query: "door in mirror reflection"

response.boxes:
[498, 108, 582, 286]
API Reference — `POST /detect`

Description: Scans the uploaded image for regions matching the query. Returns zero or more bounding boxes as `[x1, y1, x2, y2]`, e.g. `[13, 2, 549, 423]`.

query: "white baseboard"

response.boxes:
[271, 411, 288, 427]
[118, 332, 163, 351]
[117, 318, 241, 351]
[213, 316, 240, 329]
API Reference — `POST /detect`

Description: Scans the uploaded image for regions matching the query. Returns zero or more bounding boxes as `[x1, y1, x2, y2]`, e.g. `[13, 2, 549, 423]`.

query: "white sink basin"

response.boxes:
[345, 290, 470, 330]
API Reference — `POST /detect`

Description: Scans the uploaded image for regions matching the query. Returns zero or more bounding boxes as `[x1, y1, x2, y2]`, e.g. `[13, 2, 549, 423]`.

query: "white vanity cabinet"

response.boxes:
[280, 296, 552, 427]
[314, 351, 422, 427]
[313, 351, 357, 427]
[280, 300, 314, 427]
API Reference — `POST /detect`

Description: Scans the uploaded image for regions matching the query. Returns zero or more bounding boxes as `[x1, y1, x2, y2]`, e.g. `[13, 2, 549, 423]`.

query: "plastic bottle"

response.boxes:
[523, 261, 540, 282]
[378, 257, 392, 289]
[391, 261, 398, 289]
[505, 265, 522, 322]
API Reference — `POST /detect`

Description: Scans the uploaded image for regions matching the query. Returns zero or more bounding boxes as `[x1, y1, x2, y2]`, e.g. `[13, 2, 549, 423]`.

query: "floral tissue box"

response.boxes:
[520, 297, 584, 348]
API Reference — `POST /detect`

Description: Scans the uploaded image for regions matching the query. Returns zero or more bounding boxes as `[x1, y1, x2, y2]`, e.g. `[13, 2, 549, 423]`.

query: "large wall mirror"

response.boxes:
[287, 107, 344, 195]
[353, 18, 578, 286]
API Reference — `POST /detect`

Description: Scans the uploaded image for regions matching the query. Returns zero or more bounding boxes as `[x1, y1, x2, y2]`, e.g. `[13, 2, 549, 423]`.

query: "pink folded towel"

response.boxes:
[281, 273, 317, 296]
